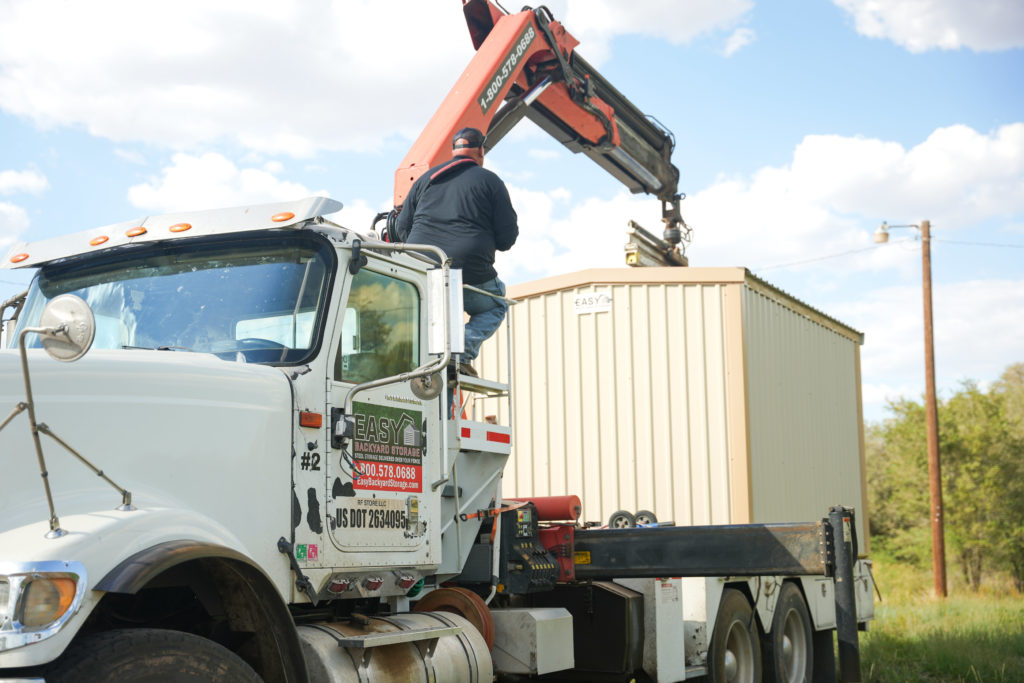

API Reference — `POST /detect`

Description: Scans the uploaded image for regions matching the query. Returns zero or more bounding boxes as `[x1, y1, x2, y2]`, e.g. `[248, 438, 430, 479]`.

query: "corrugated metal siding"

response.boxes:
[478, 282, 735, 526]
[741, 284, 867, 541]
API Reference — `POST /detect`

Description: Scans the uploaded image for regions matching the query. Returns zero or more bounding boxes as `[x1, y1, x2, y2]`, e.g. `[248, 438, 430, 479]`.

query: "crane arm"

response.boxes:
[391, 1, 687, 247]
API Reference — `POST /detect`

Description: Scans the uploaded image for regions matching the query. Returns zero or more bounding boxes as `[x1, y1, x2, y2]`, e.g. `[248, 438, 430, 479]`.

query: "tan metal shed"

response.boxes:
[475, 267, 869, 546]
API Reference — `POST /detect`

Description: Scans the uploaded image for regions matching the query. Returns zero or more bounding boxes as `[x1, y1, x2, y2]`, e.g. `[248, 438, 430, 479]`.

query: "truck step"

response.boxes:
[332, 625, 461, 649]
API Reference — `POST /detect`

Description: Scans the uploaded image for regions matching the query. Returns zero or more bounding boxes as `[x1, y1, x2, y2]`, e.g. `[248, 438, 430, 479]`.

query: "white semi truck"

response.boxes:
[0, 197, 873, 683]
[1, 3, 873, 681]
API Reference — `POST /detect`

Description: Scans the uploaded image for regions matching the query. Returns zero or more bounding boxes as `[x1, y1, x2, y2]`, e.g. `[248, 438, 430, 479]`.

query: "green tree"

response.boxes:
[867, 366, 1024, 591]
[866, 399, 931, 566]
[940, 382, 1015, 590]
[991, 364, 1024, 590]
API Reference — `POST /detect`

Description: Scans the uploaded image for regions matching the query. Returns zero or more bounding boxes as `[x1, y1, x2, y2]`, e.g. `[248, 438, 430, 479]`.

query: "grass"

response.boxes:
[859, 551, 1024, 682]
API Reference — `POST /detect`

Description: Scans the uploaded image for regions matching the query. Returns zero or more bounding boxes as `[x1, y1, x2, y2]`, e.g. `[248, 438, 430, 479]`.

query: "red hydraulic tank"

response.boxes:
[508, 495, 582, 522]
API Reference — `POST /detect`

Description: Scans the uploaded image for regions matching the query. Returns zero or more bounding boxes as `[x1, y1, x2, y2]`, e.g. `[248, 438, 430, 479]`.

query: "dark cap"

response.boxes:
[452, 127, 485, 150]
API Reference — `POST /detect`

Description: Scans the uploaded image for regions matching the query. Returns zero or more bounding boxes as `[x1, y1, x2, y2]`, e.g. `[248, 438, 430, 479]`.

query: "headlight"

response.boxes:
[18, 577, 77, 628]
[0, 562, 86, 652]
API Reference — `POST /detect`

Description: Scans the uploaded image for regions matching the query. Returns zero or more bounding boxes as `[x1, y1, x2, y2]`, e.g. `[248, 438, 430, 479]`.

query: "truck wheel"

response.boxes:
[608, 510, 635, 528]
[763, 582, 813, 683]
[46, 628, 262, 683]
[708, 588, 762, 683]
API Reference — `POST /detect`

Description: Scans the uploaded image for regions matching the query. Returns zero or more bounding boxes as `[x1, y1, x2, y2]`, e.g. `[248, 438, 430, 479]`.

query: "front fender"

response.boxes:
[0, 506, 289, 669]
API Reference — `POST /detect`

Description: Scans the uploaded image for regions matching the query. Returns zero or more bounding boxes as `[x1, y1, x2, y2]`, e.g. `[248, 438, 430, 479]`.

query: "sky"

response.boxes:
[0, 0, 1022, 423]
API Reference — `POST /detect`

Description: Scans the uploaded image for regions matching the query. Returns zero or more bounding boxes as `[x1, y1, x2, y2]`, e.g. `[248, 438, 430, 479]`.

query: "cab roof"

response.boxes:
[2, 196, 344, 270]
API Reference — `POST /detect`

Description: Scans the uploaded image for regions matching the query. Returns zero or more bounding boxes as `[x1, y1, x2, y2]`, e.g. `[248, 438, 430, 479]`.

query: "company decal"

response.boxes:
[478, 23, 536, 115]
[352, 401, 423, 492]
[334, 497, 408, 530]
[573, 292, 612, 315]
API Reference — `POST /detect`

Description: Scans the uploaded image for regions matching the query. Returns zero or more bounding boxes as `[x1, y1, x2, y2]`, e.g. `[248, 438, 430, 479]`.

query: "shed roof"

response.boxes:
[507, 267, 863, 344]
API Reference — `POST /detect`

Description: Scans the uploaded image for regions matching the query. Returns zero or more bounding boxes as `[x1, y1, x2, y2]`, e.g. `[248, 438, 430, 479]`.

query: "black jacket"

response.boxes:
[395, 155, 518, 284]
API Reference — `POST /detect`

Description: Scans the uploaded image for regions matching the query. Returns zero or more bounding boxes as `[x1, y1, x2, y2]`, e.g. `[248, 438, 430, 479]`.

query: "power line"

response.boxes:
[754, 238, 915, 272]
[753, 234, 1024, 273]
[932, 238, 1024, 249]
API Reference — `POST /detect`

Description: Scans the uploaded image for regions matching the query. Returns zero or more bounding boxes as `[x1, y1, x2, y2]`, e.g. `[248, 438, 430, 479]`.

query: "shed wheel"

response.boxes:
[763, 582, 813, 683]
[634, 509, 658, 525]
[46, 628, 262, 683]
[608, 510, 636, 528]
[708, 588, 762, 683]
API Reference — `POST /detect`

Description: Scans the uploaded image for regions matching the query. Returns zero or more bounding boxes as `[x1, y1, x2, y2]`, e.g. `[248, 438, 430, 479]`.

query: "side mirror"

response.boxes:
[426, 268, 464, 356]
[37, 294, 96, 362]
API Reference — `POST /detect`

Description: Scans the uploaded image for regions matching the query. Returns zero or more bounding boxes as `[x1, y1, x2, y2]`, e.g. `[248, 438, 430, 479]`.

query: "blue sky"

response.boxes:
[1, 0, 1022, 422]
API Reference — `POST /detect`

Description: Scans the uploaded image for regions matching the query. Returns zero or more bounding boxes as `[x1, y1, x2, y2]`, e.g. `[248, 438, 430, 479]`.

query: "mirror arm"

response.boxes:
[336, 243, 454, 452]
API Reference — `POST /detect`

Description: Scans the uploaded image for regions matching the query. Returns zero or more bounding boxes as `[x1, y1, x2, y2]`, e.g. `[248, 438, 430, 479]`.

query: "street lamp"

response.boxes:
[875, 219, 947, 598]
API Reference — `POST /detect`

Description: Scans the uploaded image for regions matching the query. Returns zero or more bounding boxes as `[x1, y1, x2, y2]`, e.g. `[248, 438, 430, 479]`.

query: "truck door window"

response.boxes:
[336, 269, 419, 383]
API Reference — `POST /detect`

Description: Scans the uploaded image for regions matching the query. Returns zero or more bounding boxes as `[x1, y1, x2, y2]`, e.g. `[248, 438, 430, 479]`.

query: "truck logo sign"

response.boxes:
[478, 23, 536, 115]
[351, 401, 423, 492]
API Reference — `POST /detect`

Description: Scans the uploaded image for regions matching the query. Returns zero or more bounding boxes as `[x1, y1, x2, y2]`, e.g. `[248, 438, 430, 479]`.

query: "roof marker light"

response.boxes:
[10, 253, 29, 263]
[272, 212, 295, 222]
[126, 227, 147, 237]
[90, 236, 109, 246]
[169, 223, 192, 233]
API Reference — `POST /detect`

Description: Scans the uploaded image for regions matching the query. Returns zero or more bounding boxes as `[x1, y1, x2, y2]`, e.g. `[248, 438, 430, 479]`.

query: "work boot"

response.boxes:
[459, 362, 478, 378]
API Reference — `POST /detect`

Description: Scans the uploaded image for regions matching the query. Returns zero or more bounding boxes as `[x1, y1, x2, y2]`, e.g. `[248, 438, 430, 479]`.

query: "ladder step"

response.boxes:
[458, 373, 508, 395]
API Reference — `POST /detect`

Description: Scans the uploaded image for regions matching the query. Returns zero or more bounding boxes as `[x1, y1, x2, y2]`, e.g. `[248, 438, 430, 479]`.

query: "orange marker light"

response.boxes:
[169, 223, 192, 233]
[126, 227, 147, 237]
[10, 253, 29, 263]
[300, 412, 323, 428]
[272, 212, 295, 222]
[90, 236, 109, 246]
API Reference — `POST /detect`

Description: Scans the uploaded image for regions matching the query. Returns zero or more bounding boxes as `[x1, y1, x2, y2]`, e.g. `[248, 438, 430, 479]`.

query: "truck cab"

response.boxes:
[0, 197, 505, 681]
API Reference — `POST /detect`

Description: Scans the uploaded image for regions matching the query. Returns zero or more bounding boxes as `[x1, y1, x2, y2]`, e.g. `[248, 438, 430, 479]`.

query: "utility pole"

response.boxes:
[874, 218, 947, 597]
[920, 219, 947, 597]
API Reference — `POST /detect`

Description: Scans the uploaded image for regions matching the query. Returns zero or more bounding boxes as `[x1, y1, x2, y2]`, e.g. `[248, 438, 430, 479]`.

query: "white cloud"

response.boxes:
[0, 0, 749, 155]
[0, 202, 30, 248]
[0, 169, 48, 196]
[834, 279, 1024, 420]
[495, 123, 1024, 283]
[724, 28, 756, 56]
[127, 153, 325, 213]
[0, 1, 472, 155]
[114, 148, 147, 166]
[834, 0, 1024, 52]
[688, 123, 1024, 271]
[553, 0, 753, 63]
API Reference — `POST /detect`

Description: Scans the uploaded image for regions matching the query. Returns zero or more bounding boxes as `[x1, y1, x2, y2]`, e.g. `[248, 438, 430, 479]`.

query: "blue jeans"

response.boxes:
[462, 277, 507, 361]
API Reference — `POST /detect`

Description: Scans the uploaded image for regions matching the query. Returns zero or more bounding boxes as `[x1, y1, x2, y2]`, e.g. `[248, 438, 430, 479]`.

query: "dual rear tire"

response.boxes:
[708, 583, 814, 683]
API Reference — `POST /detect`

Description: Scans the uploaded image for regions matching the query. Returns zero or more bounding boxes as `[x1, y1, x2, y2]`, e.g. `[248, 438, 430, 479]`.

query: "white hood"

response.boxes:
[0, 349, 293, 571]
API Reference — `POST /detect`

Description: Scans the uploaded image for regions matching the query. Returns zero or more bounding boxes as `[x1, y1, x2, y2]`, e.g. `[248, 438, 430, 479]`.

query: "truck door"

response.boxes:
[324, 259, 442, 568]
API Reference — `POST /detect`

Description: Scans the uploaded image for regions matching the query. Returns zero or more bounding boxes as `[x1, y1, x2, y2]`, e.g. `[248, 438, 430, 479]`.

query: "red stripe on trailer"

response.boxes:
[461, 427, 471, 438]
[486, 431, 510, 444]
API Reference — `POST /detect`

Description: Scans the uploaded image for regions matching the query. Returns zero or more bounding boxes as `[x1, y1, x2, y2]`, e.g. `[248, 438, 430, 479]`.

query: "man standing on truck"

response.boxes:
[395, 127, 519, 377]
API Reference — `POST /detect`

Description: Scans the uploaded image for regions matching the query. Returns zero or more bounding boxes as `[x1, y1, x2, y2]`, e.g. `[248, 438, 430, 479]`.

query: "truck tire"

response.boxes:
[46, 628, 262, 683]
[763, 582, 813, 683]
[708, 588, 762, 683]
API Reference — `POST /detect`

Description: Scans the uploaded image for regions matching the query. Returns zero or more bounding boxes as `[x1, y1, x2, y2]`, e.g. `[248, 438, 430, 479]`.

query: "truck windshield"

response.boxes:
[13, 234, 334, 364]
